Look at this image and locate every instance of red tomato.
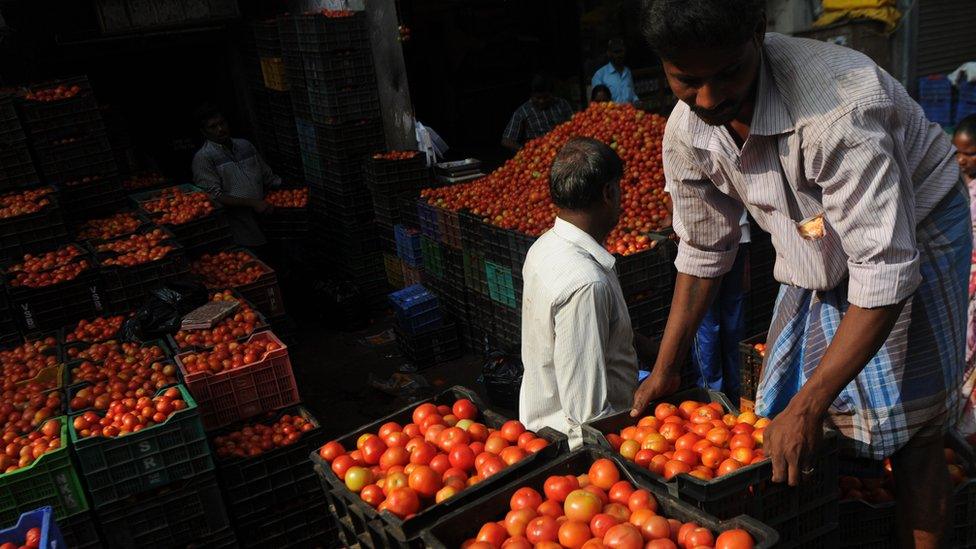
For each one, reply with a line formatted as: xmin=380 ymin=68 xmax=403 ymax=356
xmin=319 ymin=441 xmax=344 ymax=462
xmin=627 ymin=489 xmax=657 ymax=513
xmin=510 ymin=487 xmax=544 ymax=511
xmin=360 ymin=484 xmax=385 ymax=507
xmin=331 ymin=455 xmax=355 ymax=480
xmin=558 ymin=520 xmax=593 ymax=549
xmin=686 ymin=527 xmax=715 ymax=548
xmin=453 ymin=399 xmax=478 ymax=420
xmin=590 ymin=513 xmax=620 ymax=538
xmin=715 ymin=529 xmax=755 ymax=549
xmin=384 ymin=487 xmax=420 ymax=518
xmin=537 ymin=499 xmax=564 ymax=518
xmin=588 ymin=458 xmax=621 ymax=490
xmin=608 ymin=480 xmax=634 ymax=505
xmin=504 ymin=508 xmax=538 ymax=537
xmin=603 ymin=523 xmax=644 ymax=549
xmin=500 ymin=420 xmax=526 ymax=443
xmin=361 ymin=437 xmax=388 ymax=465
xmin=379 ymin=447 xmax=410 ymax=470
xmin=412 ymin=403 xmax=438 ymax=426
xmin=525 ymin=516 xmax=560 ymax=544
xmin=408 ymin=465 xmax=443 ymax=498
xmin=477 ymin=522 xmax=508 ymax=548
xmin=450 ymin=445 xmax=476 ymax=471
xmin=564 ymin=489 xmax=602 ymax=523
xmin=544 ymin=474 xmax=579 ymax=502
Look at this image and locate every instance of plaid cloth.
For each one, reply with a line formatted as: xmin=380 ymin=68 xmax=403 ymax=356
xmin=502 ymin=98 xmax=574 ymax=145
xmin=756 ymin=183 xmax=971 ymax=459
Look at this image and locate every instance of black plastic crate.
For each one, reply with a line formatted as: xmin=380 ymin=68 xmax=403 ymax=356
xmin=58 ymin=510 xmax=103 ymax=549
xmin=295 ymin=117 xmax=384 ymax=163
xmin=0 ymin=190 xmax=69 ymax=262
xmin=615 ymin=234 xmax=677 ymax=298
xmin=583 ymin=388 xmax=840 ymax=549
xmin=262 ymin=206 xmax=309 ymax=239
xmin=55 ymin=176 xmax=126 ymax=222
xmin=16 ymin=77 xmax=98 ymax=125
xmin=95 ymin=472 xmax=231 ymax=548
xmin=302 ymin=50 xmax=376 ymax=89
xmin=96 ymin=244 xmax=191 ymax=315
xmin=309 ymin=188 xmax=375 ymax=225
xmin=214 ymin=406 xmax=327 ymax=526
xmin=739 ymin=332 xmax=766 ymax=402
xmin=292 ymin=87 xmax=381 ymax=126
xmin=311 ymin=385 xmax=567 ymax=547
xmin=6 ymin=266 xmax=104 ymax=333
xmin=32 ymin=131 xmax=113 ymax=172
xmin=0 ymin=155 xmax=39 ymax=191
xmin=234 ymin=493 xmax=336 ymax=549
xmin=627 ymin=289 xmax=672 ymax=337
xmin=163 ymin=212 xmax=234 ymax=258
xmin=393 ymin=319 xmax=462 ymax=369
xmin=420 ymin=446 xmax=779 ymax=548
xmin=458 ymin=211 xmax=487 ymax=254
xmin=278 ymin=12 xmax=370 ymax=54
xmin=482 ymin=223 xmax=535 ymax=270
xmin=22 ymin=110 xmax=105 ymax=147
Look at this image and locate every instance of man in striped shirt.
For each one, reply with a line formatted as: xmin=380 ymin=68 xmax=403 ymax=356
xmin=501 ymin=74 xmax=574 ymax=152
xmin=632 ymin=1 xmax=969 ymax=546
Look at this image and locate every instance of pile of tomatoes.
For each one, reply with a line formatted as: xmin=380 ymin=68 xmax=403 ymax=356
xmin=7 ymin=259 xmax=90 ymax=289
xmin=66 ymin=340 xmax=166 ymax=363
xmin=0 ymin=387 xmax=62 ymax=437
xmin=173 ymin=298 xmax=262 ymax=351
xmin=62 ymin=174 xmax=104 ymax=188
xmin=97 ymin=229 xmax=176 ymax=267
xmin=77 ymin=212 xmax=143 ymax=241
xmin=0 ymin=187 xmax=54 ymax=220
xmin=605 ymin=401 xmax=770 ymax=482
xmin=0 ymin=525 xmax=42 ymax=548
xmin=213 ymin=412 xmax=316 ymax=459
xmin=69 ymin=359 xmax=177 ymax=412
xmin=179 ymin=339 xmax=281 ymax=375
xmin=63 ymin=315 xmax=125 ymax=343
xmin=373 ymin=150 xmax=420 ymax=161
xmin=5 ymin=244 xmax=91 ymax=289
xmin=191 ymin=250 xmax=266 ymax=287
xmin=266 ymin=188 xmax=308 ymax=208
xmin=320 ymin=8 xmax=354 ymax=17
xmin=122 ymin=173 xmax=166 ymax=191
xmin=24 ymin=84 xmax=82 ymax=102
xmin=0 ymin=418 xmax=62 ymax=474
xmin=142 ymin=188 xmax=215 ymax=225
xmin=317 ymin=398 xmax=550 ymax=519
xmin=421 ymin=103 xmax=671 ymax=256
xmin=7 ymin=244 xmax=83 ymax=274
xmin=460 ymin=458 xmax=755 ymax=549
xmin=72 ymin=387 xmax=187 ymax=438
xmin=0 ymin=338 xmax=58 ymax=385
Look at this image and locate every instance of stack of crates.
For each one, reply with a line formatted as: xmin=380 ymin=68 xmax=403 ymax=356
xmin=0 ymin=93 xmax=38 ymax=191
xmin=17 ymin=76 xmax=124 ymax=223
xmin=918 ymin=75 xmax=953 ymax=127
xmin=365 ymin=152 xmax=431 ymax=251
xmin=279 ymin=11 xmax=387 ymax=301
xmin=395 ymin=224 xmax=424 ymax=285
xmin=244 ymin=22 xmax=276 ymax=164
xmin=0 ymin=185 xmax=69 ymax=264
xmin=248 ymin=20 xmax=302 ymax=182
xmin=389 ymin=284 xmax=461 ymax=368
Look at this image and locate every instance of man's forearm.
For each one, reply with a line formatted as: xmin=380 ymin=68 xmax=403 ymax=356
xmin=653 ymin=273 xmax=722 ymax=375
xmin=216 ymin=194 xmax=260 ymax=209
xmin=786 ymin=301 xmax=906 ymax=419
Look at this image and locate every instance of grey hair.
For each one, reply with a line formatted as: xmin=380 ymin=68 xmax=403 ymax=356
xmin=549 ymin=137 xmax=623 ymax=210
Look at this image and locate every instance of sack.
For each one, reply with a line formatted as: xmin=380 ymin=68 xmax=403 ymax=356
xmin=480 ymin=351 xmax=523 ymax=410
xmin=121 ymin=281 xmax=209 ymax=342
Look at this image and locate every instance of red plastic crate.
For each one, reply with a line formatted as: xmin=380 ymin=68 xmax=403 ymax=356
xmin=174 ymin=331 xmax=299 ymax=431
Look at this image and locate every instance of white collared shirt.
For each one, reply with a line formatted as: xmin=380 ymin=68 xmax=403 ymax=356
xmin=519 ymin=217 xmax=638 ymax=449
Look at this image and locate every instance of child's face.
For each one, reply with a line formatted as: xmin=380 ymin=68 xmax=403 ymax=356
xmin=954 ymin=132 xmax=976 ymax=178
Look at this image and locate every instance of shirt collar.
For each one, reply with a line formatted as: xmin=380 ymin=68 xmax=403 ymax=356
xmin=552 ymin=217 xmax=617 ymax=271
xmin=684 ymin=48 xmax=794 ymax=149
xmin=606 ymin=62 xmax=628 ymax=76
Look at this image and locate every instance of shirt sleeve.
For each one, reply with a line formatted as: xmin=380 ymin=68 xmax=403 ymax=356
xmin=591 ymin=67 xmax=604 ymax=89
xmin=552 ymin=282 xmax=615 ymax=446
xmin=808 ymin=99 xmax=921 ymax=308
xmin=557 ymin=99 xmax=574 ymax=123
xmin=664 ymin=124 xmax=744 ymax=278
xmin=191 ymin=152 xmax=223 ymax=198
xmin=503 ymin=106 xmax=525 ymax=143
xmin=622 ymin=71 xmax=639 ymax=104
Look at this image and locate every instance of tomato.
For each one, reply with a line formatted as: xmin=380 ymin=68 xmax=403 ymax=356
xmin=500 ymin=420 xmax=526 ymax=443
xmin=525 ymin=516 xmax=560 ymax=544
xmin=645 ymin=540 xmax=678 ymax=549
xmin=602 ymin=503 xmax=630 ymax=523
xmin=677 ymin=523 xmax=698 ymax=546
xmin=654 ymin=403 xmax=678 ymax=421
xmin=378 ymin=421 xmax=402 ymax=439
xmin=499 ymin=446 xmax=527 ymax=466
xmin=564 ymin=489 xmax=602 ymax=523
xmin=344 ymin=466 xmax=373 ymax=492
xmin=504 ymin=508 xmax=538 ymax=537
xmin=510 ymin=487 xmax=543 ymax=511
xmin=429 ymin=454 xmax=451 ymax=475
xmin=544 ymin=474 xmax=579 ymax=502
xmin=640 ymin=515 xmax=670 ymax=541
xmin=450 ymin=445 xmax=476 ymax=471
xmin=361 ymin=436 xmax=387 ymax=465
xmin=360 ymin=484 xmax=385 ymax=507
xmin=485 ymin=435 xmax=510 ymax=455
xmin=685 ymin=527 xmax=715 ymax=548
xmin=627 ymin=489 xmax=657 ymax=513
xmin=502 ymin=537 xmax=533 ymax=549
xmin=438 ymin=427 xmax=470 ymax=453
xmin=588 ymin=458 xmax=620 ymax=490
xmin=608 ymin=480 xmax=634 ymax=505
xmin=619 ymin=440 xmax=640 ymax=461
xmin=408 ymin=465 xmax=442 ymax=498
xmin=384 ymin=487 xmax=420 ymax=518
xmin=379 ymin=447 xmax=410 ymax=470
xmin=558 ymin=520 xmax=593 ymax=549
xmin=453 ymin=399 xmax=478 ymax=420
xmin=476 ymin=522 xmax=508 ymax=548
xmin=717 ymin=458 xmax=742 ymax=477
xmin=525 ymin=438 xmax=549 ymax=454
xmin=590 ymin=513 xmax=619 ymax=539
xmin=384 ymin=471 xmax=409 ymax=495
xmin=603 ymin=523 xmax=644 ymax=549
xmin=412 ymin=403 xmax=438 ymax=426
xmin=715 ymin=528 xmax=755 ymax=549
xmin=628 ymin=509 xmax=655 ymax=528
xmin=517 ymin=431 xmax=536 ymax=449
xmin=537 ymin=499 xmax=563 ymax=518
xmin=409 ymin=441 xmax=438 ymax=465
xmin=331 ymin=455 xmax=355 ymax=480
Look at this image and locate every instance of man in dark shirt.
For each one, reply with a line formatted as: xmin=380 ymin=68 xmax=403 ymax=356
xmin=501 ymin=74 xmax=574 ymax=151
xmin=191 ymin=106 xmax=280 ymax=251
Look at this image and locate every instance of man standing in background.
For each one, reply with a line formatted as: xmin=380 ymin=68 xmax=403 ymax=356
xmin=591 ymin=39 xmax=639 ymax=105
xmin=501 ymin=74 xmax=574 ymax=151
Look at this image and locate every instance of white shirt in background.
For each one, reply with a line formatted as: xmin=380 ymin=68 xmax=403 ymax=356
xmin=519 ymin=217 xmax=638 ymax=448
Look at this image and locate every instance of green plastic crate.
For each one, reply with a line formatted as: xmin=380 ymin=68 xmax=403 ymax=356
xmin=484 ymin=260 xmax=517 ymax=308
xmin=0 ymin=417 xmax=88 ymax=525
xmin=68 ymin=384 xmax=214 ymax=508
xmin=420 ymin=235 xmax=444 ymax=279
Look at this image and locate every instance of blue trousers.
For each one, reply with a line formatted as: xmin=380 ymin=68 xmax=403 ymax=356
xmin=692 ymin=244 xmax=749 ymax=404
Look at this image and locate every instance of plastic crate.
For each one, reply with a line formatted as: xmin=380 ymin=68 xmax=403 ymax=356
xmin=16 ymin=77 xmax=98 ymax=125
xmin=55 ymin=176 xmax=126 ymax=222
xmin=311 ymin=385 xmax=567 ymax=547
xmin=292 ymin=86 xmax=381 ymax=126
xmin=365 ymin=152 xmax=427 ymax=179
xmin=484 ymin=260 xmax=518 ymax=309
xmin=582 ymin=388 xmax=840 ymax=548
xmin=234 ymin=492 xmax=336 ymax=548
xmin=389 ymin=284 xmax=442 ymax=335
xmin=918 ymin=75 xmax=953 ymax=126
xmin=57 ymin=510 xmax=102 ymax=549
xmin=462 ymin=249 xmax=488 ymax=297
xmin=97 ymin=243 xmax=190 ymax=315
xmin=416 ymin=200 xmax=439 ymax=240
xmin=420 ymin=234 xmax=445 ymax=279
xmin=262 ymin=205 xmax=309 ymax=239
xmin=615 ymin=234 xmax=677 ymax=297
xmin=0 ymin=189 xmax=69 ymax=263
xmin=302 ymin=50 xmax=375 ymax=88
xmin=458 ymin=211 xmax=486 ymax=253
xmin=420 ymin=447 xmax=778 ymax=548
xmin=739 ymin=332 xmax=767 ymax=402
xmin=213 ymin=406 xmax=326 ymax=525
xmin=166 ymin=298 xmax=269 ymax=354
xmin=131 ymin=184 xmax=234 ymax=257
xmin=401 ymin=263 xmax=424 ymax=287
xmin=435 ymin=206 xmax=461 ymax=250
xmin=68 ymin=385 xmax=213 ymax=508
xmin=260 ymin=57 xmax=288 ymax=91
xmin=6 ymin=267 xmax=104 ymax=333
xmin=0 ymin=506 xmax=65 ymax=549
xmin=277 ymin=12 xmax=370 ymax=54
xmin=95 ymin=472 xmax=231 ymax=548
xmin=234 ymin=260 xmax=287 ymax=319
xmin=175 ymin=331 xmax=299 ymax=430
xmin=383 ymin=253 xmax=404 ymax=289
xmin=394 ymin=224 xmax=423 ymax=267
xmin=295 ymin=117 xmax=384 ymax=162
xmin=0 ymin=418 xmax=89 ymax=526
xmin=393 ymin=319 xmax=462 ymax=369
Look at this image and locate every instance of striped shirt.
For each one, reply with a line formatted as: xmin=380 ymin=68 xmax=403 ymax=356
xmin=192 ymin=138 xmax=281 ymax=247
xmin=520 ymin=217 xmax=637 ymax=449
xmin=503 ymin=98 xmax=574 ymax=145
xmin=665 ymin=33 xmax=960 ymax=309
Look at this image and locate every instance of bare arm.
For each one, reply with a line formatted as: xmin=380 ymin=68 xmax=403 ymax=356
xmin=630 ymin=272 xmax=722 ymax=415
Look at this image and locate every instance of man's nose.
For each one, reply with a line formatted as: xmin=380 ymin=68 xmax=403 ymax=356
xmin=696 ymin=84 xmax=724 ymax=111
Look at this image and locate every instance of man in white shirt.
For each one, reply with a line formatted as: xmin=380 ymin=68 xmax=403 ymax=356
xmin=591 ymin=39 xmax=639 ymax=105
xmin=520 ymin=137 xmax=658 ymax=448
xmin=690 ymin=211 xmax=750 ymax=403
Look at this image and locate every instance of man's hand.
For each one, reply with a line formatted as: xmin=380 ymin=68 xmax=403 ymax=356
xmin=763 ymin=405 xmax=823 ymax=486
xmin=630 ymin=368 xmax=681 ymax=417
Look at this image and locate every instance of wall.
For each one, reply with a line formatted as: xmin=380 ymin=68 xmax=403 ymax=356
xmin=766 ymin=0 xmax=816 ymax=35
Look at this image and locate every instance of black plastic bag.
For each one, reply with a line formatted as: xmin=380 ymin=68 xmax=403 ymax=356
xmin=479 ymin=350 xmax=523 ymax=411
xmin=121 ymin=281 xmax=208 ymax=342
